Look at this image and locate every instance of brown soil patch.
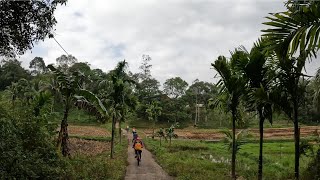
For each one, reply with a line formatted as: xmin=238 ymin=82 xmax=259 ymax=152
xmin=69 ymin=138 xmax=110 ymax=156
xmin=142 ymin=126 xmax=319 ymax=140
xmin=68 ymin=125 xmax=110 ymax=137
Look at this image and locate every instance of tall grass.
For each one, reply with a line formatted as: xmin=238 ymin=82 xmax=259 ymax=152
xmin=66 ymin=140 xmax=127 ymax=179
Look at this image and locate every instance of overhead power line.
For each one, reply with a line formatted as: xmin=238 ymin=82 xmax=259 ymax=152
xmin=53 ymin=37 xmax=69 ymax=56
xmin=50 ymin=34 xmax=70 ymax=56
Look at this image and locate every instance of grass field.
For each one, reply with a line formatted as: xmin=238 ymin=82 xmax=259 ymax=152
xmin=145 ymin=138 xmax=316 ymax=180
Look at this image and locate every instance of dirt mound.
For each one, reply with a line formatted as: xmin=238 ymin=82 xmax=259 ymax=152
xmin=68 ymin=125 xmax=110 ymax=137
xmin=69 ymin=138 xmax=110 ymax=156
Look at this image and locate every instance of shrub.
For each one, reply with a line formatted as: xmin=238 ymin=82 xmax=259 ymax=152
xmin=0 ymin=112 xmax=68 ymax=179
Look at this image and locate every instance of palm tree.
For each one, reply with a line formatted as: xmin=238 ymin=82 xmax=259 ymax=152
xmin=262 ymin=2 xmax=319 ymax=178
xmin=267 ymin=52 xmax=309 ymax=179
xmin=211 ymin=55 xmax=246 ymax=179
xmin=262 ymin=0 xmax=320 ymax=59
xmin=312 ymin=69 xmax=320 ymax=112
xmin=233 ymin=41 xmax=273 ymax=180
xmin=109 ymin=60 xmax=136 ymax=158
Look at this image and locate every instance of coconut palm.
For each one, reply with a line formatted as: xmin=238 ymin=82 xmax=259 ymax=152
xmin=211 ymin=55 xmax=246 ymax=179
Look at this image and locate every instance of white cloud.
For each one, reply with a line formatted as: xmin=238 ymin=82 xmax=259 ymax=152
xmin=19 ymin=0 xmax=320 ymax=85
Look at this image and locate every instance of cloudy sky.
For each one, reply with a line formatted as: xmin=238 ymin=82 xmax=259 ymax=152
xmin=20 ymin=0 xmax=320 ymax=85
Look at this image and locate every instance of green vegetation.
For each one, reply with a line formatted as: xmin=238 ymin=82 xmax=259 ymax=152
xmin=0 ymin=0 xmax=320 ymax=179
xmin=67 ymin=141 xmax=127 ymax=180
xmin=146 ymin=139 xmax=315 ymax=180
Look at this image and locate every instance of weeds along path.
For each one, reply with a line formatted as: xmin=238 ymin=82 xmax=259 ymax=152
xmin=125 ymin=139 xmax=173 ymax=180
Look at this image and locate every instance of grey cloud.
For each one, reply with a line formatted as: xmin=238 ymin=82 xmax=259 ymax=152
xmin=19 ymin=0 xmax=319 ymax=86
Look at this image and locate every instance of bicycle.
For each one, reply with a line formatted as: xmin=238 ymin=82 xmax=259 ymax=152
xmin=135 ymin=150 xmax=142 ymax=166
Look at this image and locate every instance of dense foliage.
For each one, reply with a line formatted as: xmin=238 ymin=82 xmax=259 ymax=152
xmin=0 ymin=0 xmax=319 ymax=179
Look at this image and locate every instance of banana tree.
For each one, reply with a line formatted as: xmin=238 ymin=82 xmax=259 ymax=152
xmin=165 ymin=123 xmax=178 ymax=146
xmin=211 ymin=55 xmax=246 ymax=180
xmin=220 ymin=129 xmax=251 ymax=154
xmin=47 ymin=65 xmax=107 ymax=157
xmin=156 ymin=128 xmax=166 ymax=147
xmin=47 ymin=65 xmax=82 ymax=156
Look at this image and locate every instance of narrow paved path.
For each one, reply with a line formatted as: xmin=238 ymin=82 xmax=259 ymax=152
xmin=124 ymin=138 xmax=173 ymax=180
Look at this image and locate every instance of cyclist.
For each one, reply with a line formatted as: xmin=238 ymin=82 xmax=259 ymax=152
xmin=132 ymin=127 xmax=137 ymax=142
xmin=125 ymin=125 xmax=129 ymax=134
xmin=132 ymin=136 xmax=144 ymax=160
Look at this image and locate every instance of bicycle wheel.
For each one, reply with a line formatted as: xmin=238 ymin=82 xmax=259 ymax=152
xmin=137 ymin=154 xmax=140 ymax=166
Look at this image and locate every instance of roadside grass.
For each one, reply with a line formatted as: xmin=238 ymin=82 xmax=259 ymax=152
xmin=66 ymin=138 xmax=127 ymax=179
xmin=146 ymin=138 xmax=314 ymax=180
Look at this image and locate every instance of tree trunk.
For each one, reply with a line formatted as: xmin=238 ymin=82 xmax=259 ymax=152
xmin=160 ymin=137 xmax=162 ymax=147
xmin=258 ymin=109 xmax=264 ymax=180
xmin=231 ymin=110 xmax=236 ymax=180
xmin=293 ymin=101 xmax=300 ymax=179
xmin=110 ymin=114 xmax=116 ymax=159
xmin=152 ymin=121 xmax=155 ymax=139
xmin=119 ymin=119 xmax=122 ymax=144
xmin=57 ymin=103 xmax=70 ymax=157
xmin=169 ymin=137 xmax=172 ymax=146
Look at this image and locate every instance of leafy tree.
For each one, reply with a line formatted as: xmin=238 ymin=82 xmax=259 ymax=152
xmin=163 ymin=77 xmax=188 ymax=98
xmin=69 ymin=62 xmax=91 ymax=75
xmin=56 ymin=54 xmax=78 ymax=72
xmin=211 ymin=55 xmax=246 ymax=180
xmin=185 ymin=80 xmax=217 ymax=125
xmin=0 ymin=0 xmax=66 ymax=56
xmin=138 ymin=54 xmax=152 ymax=80
xmin=138 ymin=78 xmax=161 ymax=101
xmin=29 ymin=57 xmax=47 ymax=75
xmin=185 ymin=80 xmax=217 ymax=108
xmin=0 ymin=111 xmax=68 ymax=179
xmin=5 ymin=82 xmax=19 ymax=115
xmin=146 ymin=101 xmax=162 ymax=139
xmin=134 ymin=54 xmax=160 ymax=101
xmin=0 ymin=58 xmax=30 ymax=90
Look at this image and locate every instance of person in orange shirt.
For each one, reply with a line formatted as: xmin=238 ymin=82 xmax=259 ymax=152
xmin=132 ymin=136 xmax=144 ymax=160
